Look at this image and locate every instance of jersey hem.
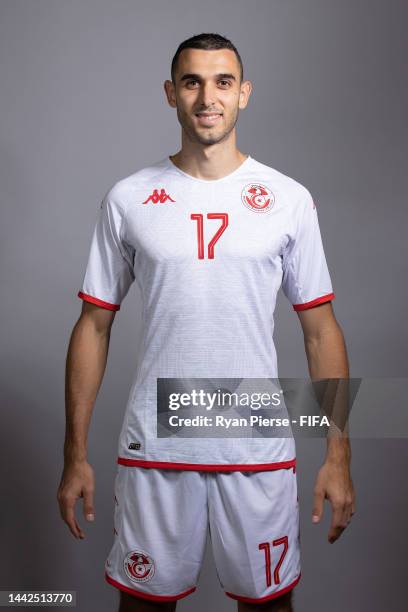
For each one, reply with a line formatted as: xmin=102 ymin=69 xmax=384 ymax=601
xmin=292 ymin=292 xmax=335 ymax=311
xmin=117 ymin=457 xmax=296 ymax=472
xmin=105 ymin=571 xmax=196 ymax=601
xmin=78 ymin=291 xmax=120 ymax=311
xmin=225 ymin=572 xmax=301 ymax=603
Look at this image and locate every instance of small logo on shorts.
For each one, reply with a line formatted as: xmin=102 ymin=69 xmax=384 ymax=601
xmin=124 ymin=550 xmax=155 ymax=583
xmin=128 ymin=442 xmax=141 ymax=450
xmin=241 ymin=183 xmax=275 ymax=213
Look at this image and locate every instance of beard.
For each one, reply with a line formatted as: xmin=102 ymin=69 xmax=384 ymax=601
xmin=176 ymin=106 xmax=240 ymax=146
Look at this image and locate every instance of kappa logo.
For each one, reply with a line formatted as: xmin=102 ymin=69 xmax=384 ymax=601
xmin=124 ymin=550 xmax=155 ymax=583
xmin=241 ymin=183 xmax=275 ymax=213
xmin=143 ymin=188 xmax=175 ymax=204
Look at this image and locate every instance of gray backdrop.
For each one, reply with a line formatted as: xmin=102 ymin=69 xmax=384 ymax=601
xmin=1 ymin=0 xmax=407 ymax=610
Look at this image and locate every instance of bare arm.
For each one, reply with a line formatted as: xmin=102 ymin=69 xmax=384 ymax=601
xmin=57 ymin=301 xmax=116 ymax=539
xmin=297 ymin=302 xmax=356 ymax=543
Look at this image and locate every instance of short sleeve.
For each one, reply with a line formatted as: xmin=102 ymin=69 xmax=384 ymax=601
xmin=77 ymin=192 xmax=135 ymax=311
xmin=281 ymin=190 xmax=335 ymax=311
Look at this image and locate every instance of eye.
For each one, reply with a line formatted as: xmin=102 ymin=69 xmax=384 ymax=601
xmin=219 ymin=80 xmax=231 ymax=87
xmin=186 ymin=79 xmax=199 ymax=87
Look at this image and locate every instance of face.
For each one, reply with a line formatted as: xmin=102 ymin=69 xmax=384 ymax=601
xmin=164 ymin=48 xmax=252 ymax=146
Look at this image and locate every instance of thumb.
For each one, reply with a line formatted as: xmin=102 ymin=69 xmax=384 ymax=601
xmin=312 ymin=488 xmax=324 ymax=523
xmin=83 ymin=487 xmax=95 ymax=522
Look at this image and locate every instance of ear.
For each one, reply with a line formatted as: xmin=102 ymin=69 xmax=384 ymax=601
xmin=238 ymin=80 xmax=252 ymax=110
xmin=164 ymin=80 xmax=177 ymax=108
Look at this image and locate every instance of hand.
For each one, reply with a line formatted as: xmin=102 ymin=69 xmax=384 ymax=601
xmin=312 ymin=460 xmax=356 ymax=543
xmin=57 ymin=460 xmax=95 ymax=539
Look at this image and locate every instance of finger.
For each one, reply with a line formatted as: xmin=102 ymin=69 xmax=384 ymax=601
xmin=63 ymin=504 xmax=82 ymax=539
xmin=60 ymin=497 xmax=85 ymax=539
xmin=328 ymin=524 xmax=345 ymax=543
xmin=66 ymin=506 xmax=85 ymax=539
xmin=312 ymin=488 xmax=325 ymax=523
xmin=343 ymin=491 xmax=355 ymax=522
xmin=345 ymin=502 xmax=354 ymax=524
xmin=83 ymin=486 xmax=95 ymax=522
xmin=328 ymin=503 xmax=348 ymax=543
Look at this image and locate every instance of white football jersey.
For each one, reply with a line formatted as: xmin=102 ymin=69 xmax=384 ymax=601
xmin=77 ymin=155 xmax=335 ymax=470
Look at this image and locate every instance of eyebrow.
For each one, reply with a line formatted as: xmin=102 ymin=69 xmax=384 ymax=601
xmin=179 ymin=73 xmax=237 ymax=82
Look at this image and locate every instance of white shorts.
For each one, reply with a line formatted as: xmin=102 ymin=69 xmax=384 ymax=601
xmin=104 ymin=465 xmax=301 ymax=604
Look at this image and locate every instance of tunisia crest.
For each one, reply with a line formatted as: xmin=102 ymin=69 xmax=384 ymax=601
xmin=241 ymin=183 xmax=275 ymax=213
xmin=124 ymin=550 xmax=155 ymax=583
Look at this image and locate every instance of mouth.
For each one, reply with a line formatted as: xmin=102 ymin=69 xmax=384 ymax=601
xmin=194 ymin=112 xmax=223 ymax=126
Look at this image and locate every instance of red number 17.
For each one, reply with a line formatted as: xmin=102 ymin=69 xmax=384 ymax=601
xmin=190 ymin=213 xmax=229 ymax=259
xmin=259 ymin=536 xmax=289 ymax=587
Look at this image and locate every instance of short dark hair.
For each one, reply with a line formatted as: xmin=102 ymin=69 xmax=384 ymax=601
xmin=171 ymin=33 xmax=244 ymax=84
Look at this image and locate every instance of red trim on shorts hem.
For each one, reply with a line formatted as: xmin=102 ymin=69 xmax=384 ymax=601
xmin=105 ymin=572 xmax=196 ymax=602
xmin=225 ymin=572 xmax=301 ymax=603
xmin=78 ymin=291 xmax=120 ymax=311
xmin=293 ymin=292 xmax=335 ymax=311
xmin=117 ymin=457 xmax=296 ymax=472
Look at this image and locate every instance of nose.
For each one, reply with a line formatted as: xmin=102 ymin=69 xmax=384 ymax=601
xmin=197 ymin=81 xmax=216 ymax=109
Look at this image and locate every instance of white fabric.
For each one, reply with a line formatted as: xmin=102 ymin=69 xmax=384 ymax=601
xmin=78 ymin=155 xmax=334 ymax=468
xmin=105 ymin=464 xmax=301 ymax=601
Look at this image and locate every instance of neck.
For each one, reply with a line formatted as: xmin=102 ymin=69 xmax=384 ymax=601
xmin=170 ymin=134 xmax=248 ymax=181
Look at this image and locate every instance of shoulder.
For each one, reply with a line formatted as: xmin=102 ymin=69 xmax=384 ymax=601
xmin=101 ymin=158 xmax=169 ymax=215
xmin=249 ymin=157 xmax=314 ymax=214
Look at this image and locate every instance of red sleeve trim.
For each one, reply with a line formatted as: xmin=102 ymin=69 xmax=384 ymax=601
xmin=117 ymin=457 xmax=296 ymax=472
xmin=226 ymin=572 xmax=301 ymax=603
xmin=77 ymin=291 xmax=120 ymax=311
xmin=105 ymin=572 xmax=196 ymax=602
xmin=293 ymin=292 xmax=335 ymax=311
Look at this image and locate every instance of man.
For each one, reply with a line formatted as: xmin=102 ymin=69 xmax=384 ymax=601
xmin=58 ymin=33 xmax=355 ymax=612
